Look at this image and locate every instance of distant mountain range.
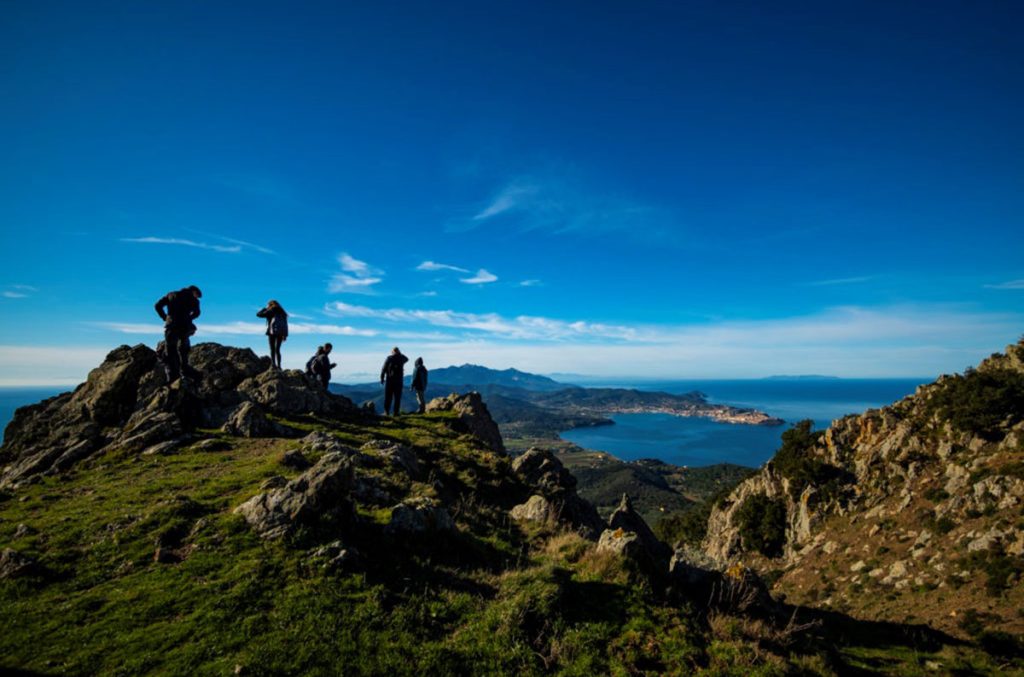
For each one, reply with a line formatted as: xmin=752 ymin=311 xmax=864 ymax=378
xmin=429 ymin=364 xmax=569 ymax=391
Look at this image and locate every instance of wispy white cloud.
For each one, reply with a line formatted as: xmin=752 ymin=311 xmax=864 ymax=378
xmin=94 ymin=321 xmax=379 ymax=337
xmin=2 ymin=284 xmax=37 ymax=299
xmin=519 ymin=279 xmax=542 ymax=287
xmin=984 ymin=279 xmax=1024 ymax=290
xmin=416 ymin=291 xmax=439 ymax=297
xmin=329 ymin=253 xmax=384 ymax=294
xmin=417 ymin=261 xmax=469 ymax=273
xmin=121 ymin=237 xmax=242 ymax=253
xmin=808 ymin=276 xmax=873 ymax=287
xmin=324 ymin=301 xmax=638 ymax=341
xmin=454 ymin=171 xmax=670 ymax=240
xmin=460 ymin=269 xmax=498 ymax=285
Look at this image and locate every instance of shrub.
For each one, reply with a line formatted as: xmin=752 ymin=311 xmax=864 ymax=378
xmin=734 ymin=494 xmax=787 ymax=558
xmin=769 ymin=420 xmax=852 ymax=503
xmin=654 ymin=505 xmax=711 ymax=548
xmin=929 ymin=367 xmax=1024 ymax=440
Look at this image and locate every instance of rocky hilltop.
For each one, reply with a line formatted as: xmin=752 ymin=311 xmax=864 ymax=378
xmin=702 ymin=339 xmax=1024 ymax=641
xmin=0 ymin=342 xmax=1018 ymax=673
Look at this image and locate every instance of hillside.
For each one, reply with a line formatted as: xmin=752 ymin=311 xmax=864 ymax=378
xmin=702 ymin=339 xmax=1024 ymax=650
xmin=1 ymin=342 xmax=1014 ymax=673
xmin=429 ymin=364 xmax=569 ymax=391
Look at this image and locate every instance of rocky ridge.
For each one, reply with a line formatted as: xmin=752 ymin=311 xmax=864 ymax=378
xmin=702 ymin=339 xmax=1024 ymax=637
xmin=0 ymin=343 xmax=360 ymax=489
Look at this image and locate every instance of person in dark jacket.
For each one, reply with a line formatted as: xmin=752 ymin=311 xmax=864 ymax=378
xmin=410 ymin=357 xmax=428 ymax=414
xmin=154 ymin=285 xmax=202 ymax=383
xmin=380 ymin=347 xmax=409 ymax=415
xmin=309 ymin=343 xmax=336 ymax=388
xmin=256 ymin=300 xmax=289 ymax=369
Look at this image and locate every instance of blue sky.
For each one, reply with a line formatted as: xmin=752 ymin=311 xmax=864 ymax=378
xmin=1 ymin=1 xmax=1022 ymax=384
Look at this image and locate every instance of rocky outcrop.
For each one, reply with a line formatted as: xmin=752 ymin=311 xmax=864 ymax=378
xmin=701 ymin=338 xmax=1024 ymax=636
xmin=386 ymin=498 xmax=456 ymax=535
xmin=0 ymin=343 xmax=360 ymax=489
xmin=510 ymin=448 xmax=606 ymax=538
xmin=234 ymin=452 xmax=356 ymax=539
xmin=425 ymin=392 xmax=505 ymax=454
xmin=596 ymin=494 xmax=672 ymax=576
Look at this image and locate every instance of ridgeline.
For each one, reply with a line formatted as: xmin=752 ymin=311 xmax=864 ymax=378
xmin=1 ymin=342 xmax=1021 ymax=674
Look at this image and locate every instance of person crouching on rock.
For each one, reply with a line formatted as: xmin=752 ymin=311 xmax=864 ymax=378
xmin=154 ymin=285 xmax=202 ymax=384
xmin=256 ymin=299 xmax=289 ymax=369
xmin=310 ymin=343 xmax=336 ymax=389
xmin=380 ymin=346 xmax=409 ymax=416
xmin=410 ymin=357 xmax=428 ymax=414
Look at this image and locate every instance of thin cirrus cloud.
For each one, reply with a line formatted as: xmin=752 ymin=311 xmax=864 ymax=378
xmin=121 ymin=236 xmax=242 ymax=253
xmin=519 ymin=279 xmax=542 ymax=287
xmin=460 ymin=269 xmax=498 ymax=285
xmin=328 ymin=253 xmax=383 ymax=294
xmin=807 ymin=276 xmax=874 ymax=287
xmin=324 ymin=301 xmax=639 ymax=341
xmin=416 ymin=261 xmax=470 ymax=273
xmin=2 ymin=284 xmax=38 ymax=299
xmin=984 ymin=279 xmax=1024 ymax=290
xmin=94 ymin=321 xmax=379 ymax=337
xmin=450 ymin=172 xmax=671 ymax=241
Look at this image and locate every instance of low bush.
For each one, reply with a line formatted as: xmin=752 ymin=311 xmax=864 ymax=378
xmin=734 ymin=494 xmax=787 ymax=558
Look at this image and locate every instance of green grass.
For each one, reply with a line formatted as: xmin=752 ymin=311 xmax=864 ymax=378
xmin=2 ymin=410 xmax=1020 ymax=675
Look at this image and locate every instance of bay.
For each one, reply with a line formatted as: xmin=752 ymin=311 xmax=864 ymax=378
xmin=0 ymin=388 xmax=68 ymax=437
xmin=559 ymin=378 xmax=926 ymax=468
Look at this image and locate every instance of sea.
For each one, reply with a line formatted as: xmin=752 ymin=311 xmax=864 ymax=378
xmin=559 ymin=378 xmax=927 ymax=469
xmin=0 ymin=379 xmax=926 ymax=469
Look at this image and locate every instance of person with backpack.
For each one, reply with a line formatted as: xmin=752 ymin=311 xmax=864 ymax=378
xmin=256 ymin=300 xmax=289 ymax=369
xmin=410 ymin=357 xmax=428 ymax=414
xmin=308 ymin=343 xmax=336 ymax=388
xmin=154 ymin=285 xmax=202 ymax=383
xmin=380 ymin=346 xmax=409 ymax=415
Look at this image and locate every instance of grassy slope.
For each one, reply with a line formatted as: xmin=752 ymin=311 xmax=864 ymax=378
xmin=1 ymin=412 xmax=1014 ymax=675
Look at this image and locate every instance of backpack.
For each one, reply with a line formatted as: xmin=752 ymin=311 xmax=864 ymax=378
xmin=305 ymin=354 xmax=318 ymax=375
xmin=270 ymin=313 xmax=288 ymax=336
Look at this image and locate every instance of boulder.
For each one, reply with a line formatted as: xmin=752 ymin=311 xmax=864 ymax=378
xmin=361 ymin=442 xmax=420 ymax=478
xmin=386 ymin=498 xmax=456 ymax=535
xmin=0 ymin=548 xmax=39 ymax=579
xmin=510 ymin=495 xmax=557 ymax=524
xmin=425 ymin=392 xmax=505 ymax=454
xmin=511 ymin=448 xmax=606 ymax=538
xmin=237 ymin=368 xmax=357 ymax=419
xmin=608 ymin=493 xmax=672 ymax=566
xmin=281 ymin=449 xmax=311 ymax=470
xmin=234 ymin=452 xmax=355 ymax=539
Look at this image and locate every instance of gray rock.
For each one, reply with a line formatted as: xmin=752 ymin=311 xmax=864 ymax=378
xmin=281 ymin=449 xmax=311 ymax=470
xmin=222 ymin=402 xmax=282 ymax=438
xmin=510 ymin=495 xmax=557 ymax=524
xmin=13 ymin=523 xmax=34 ymax=539
xmin=425 ymin=392 xmax=505 ymax=454
xmin=511 ymin=448 xmax=605 ymax=537
xmin=235 ymin=452 xmax=355 ymax=539
xmin=260 ymin=475 xmax=287 ymax=490
xmin=386 ymin=498 xmax=455 ymax=535
xmin=607 ymin=493 xmax=672 ymax=567
xmin=304 ymin=432 xmax=358 ymax=455
xmin=0 ymin=548 xmax=39 ymax=578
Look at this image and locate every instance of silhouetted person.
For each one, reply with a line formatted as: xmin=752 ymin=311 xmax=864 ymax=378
xmin=410 ymin=357 xmax=428 ymax=414
xmin=256 ymin=300 xmax=289 ymax=369
xmin=309 ymin=343 xmax=336 ymax=388
xmin=380 ymin=346 xmax=408 ymax=415
xmin=305 ymin=345 xmax=324 ymax=378
xmin=154 ymin=285 xmax=202 ymax=383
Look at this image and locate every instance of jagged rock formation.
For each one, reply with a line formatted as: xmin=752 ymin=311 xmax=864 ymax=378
xmin=702 ymin=339 xmax=1024 ymax=636
xmin=0 ymin=343 xmax=360 ymax=489
xmin=235 ymin=451 xmax=357 ymax=539
xmin=425 ymin=392 xmax=506 ymax=454
xmin=510 ymin=447 xmax=606 ymax=537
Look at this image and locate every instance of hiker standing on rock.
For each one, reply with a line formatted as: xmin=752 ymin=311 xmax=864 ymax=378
xmin=154 ymin=285 xmax=202 ymax=384
xmin=308 ymin=343 xmax=336 ymax=389
xmin=256 ymin=300 xmax=289 ymax=369
xmin=380 ymin=346 xmax=409 ymax=415
xmin=410 ymin=357 xmax=428 ymax=414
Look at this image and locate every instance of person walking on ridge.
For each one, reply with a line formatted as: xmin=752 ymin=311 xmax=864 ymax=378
xmin=410 ymin=357 xmax=428 ymax=414
xmin=380 ymin=346 xmax=409 ymax=415
xmin=308 ymin=343 xmax=336 ymax=389
xmin=154 ymin=285 xmax=202 ymax=383
xmin=256 ymin=299 xmax=289 ymax=369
